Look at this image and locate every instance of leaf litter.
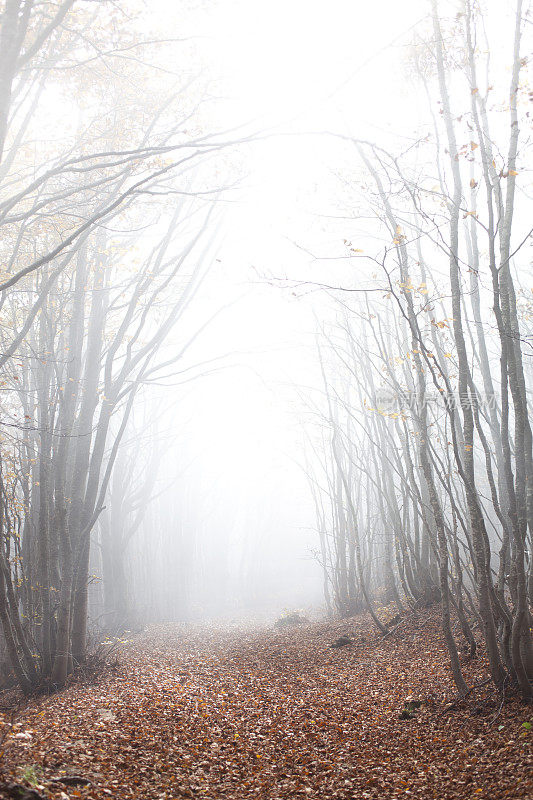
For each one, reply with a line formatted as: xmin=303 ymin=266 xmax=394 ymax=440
xmin=0 ymin=608 xmax=531 ymax=799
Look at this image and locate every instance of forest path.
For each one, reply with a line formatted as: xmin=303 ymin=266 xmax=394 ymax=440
xmin=1 ymin=610 xmax=531 ymax=800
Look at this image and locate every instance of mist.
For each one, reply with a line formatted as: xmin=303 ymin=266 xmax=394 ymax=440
xmin=0 ymin=2 xmax=532 ymax=798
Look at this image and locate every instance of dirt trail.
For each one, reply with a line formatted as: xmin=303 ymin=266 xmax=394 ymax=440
xmin=1 ymin=610 xmax=531 ymax=799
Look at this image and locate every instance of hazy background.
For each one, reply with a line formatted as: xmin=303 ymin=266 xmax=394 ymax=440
xmin=120 ymin=0 xmax=431 ymax=617
xmin=118 ymin=0 xmax=525 ymax=619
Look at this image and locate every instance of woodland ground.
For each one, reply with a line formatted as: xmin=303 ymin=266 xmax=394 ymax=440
xmin=0 ymin=608 xmax=531 ymax=800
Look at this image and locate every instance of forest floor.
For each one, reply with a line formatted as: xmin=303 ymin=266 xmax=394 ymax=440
xmin=0 ymin=607 xmax=531 ymax=800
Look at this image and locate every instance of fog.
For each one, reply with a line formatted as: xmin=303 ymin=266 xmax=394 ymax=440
xmin=0 ymin=0 xmax=532 ymax=703
xmin=97 ymin=0 xmax=431 ymax=621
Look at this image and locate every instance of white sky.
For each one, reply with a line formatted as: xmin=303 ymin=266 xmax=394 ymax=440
xmin=142 ymin=0 xmax=530 ymax=613
xmin=140 ymin=0 xmax=432 ymax=611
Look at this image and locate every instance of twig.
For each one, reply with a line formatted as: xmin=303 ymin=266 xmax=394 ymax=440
xmin=490 ymin=675 xmax=508 ymax=726
xmin=381 ymin=617 xmax=408 ymax=639
xmin=437 ymin=678 xmax=493 ymax=715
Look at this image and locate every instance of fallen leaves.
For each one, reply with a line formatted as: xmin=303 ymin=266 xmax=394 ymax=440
xmin=0 ymin=610 xmax=531 ymax=799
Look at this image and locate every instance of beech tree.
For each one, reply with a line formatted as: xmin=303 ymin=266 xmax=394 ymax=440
xmin=0 ymin=0 xmax=236 ymax=690
xmin=306 ymin=0 xmax=533 ymax=701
